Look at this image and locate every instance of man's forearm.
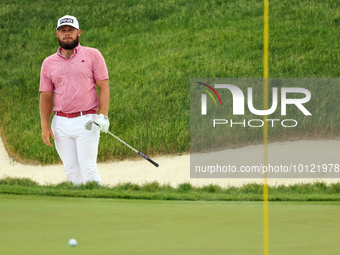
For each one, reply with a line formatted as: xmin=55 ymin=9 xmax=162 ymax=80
xmin=97 ymin=79 xmax=110 ymax=116
xmin=40 ymin=92 xmax=53 ymax=129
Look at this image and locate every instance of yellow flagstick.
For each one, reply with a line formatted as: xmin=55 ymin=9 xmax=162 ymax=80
xmin=263 ymin=0 xmax=269 ymax=255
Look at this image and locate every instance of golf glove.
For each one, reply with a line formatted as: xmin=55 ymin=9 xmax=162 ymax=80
xmin=97 ymin=114 xmax=110 ymax=133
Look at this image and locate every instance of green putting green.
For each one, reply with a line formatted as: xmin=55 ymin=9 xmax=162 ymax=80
xmin=0 ymin=194 xmax=339 ymax=254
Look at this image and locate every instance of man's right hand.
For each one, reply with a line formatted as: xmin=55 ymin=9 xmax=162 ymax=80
xmin=42 ymin=128 xmax=55 ymax=147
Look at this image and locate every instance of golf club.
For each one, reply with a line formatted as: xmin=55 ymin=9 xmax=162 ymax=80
xmin=84 ymin=120 xmax=159 ymax=167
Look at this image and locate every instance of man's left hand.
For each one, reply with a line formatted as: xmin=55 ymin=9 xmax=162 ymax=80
xmin=97 ymin=114 xmax=110 ymax=133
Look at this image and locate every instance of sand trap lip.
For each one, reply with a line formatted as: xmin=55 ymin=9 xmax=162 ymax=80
xmin=1 ymin=136 xmax=339 ymax=187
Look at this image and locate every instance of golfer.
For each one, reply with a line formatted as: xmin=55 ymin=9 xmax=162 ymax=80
xmin=39 ymin=15 xmax=110 ymax=185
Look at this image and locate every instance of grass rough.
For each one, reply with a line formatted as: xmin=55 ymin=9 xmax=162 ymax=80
xmin=0 ymin=0 xmax=339 ymax=164
xmin=1 ymin=177 xmax=340 ymax=201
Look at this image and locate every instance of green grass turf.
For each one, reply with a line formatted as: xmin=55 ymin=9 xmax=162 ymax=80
xmin=1 ymin=194 xmax=340 ymax=254
xmin=2 ymin=178 xmax=340 ymax=201
xmin=0 ymin=0 xmax=339 ymax=164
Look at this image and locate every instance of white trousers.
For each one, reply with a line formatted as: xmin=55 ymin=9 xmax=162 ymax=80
xmin=51 ymin=114 xmax=102 ymax=185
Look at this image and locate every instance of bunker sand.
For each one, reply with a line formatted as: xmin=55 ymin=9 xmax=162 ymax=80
xmin=0 ymin=137 xmax=339 ymax=187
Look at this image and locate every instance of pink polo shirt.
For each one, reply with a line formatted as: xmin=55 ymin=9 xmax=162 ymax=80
xmin=40 ymin=44 xmax=109 ymax=113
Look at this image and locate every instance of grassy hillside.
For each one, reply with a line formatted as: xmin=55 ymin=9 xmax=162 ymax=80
xmin=0 ymin=0 xmax=339 ymax=164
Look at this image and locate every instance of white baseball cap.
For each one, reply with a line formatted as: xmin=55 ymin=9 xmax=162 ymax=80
xmin=56 ymin=15 xmax=79 ymax=30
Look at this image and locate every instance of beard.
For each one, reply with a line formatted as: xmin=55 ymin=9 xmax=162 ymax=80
xmin=58 ymin=36 xmax=79 ymax=50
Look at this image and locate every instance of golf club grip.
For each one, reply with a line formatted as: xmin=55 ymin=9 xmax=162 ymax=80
xmin=138 ymin=152 xmax=159 ymax=167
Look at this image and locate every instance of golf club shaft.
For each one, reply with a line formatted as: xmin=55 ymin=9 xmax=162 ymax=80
xmin=93 ymin=121 xmax=159 ymax=167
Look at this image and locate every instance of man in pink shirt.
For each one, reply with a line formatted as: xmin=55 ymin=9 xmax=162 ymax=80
xmin=39 ymin=15 xmax=110 ymax=185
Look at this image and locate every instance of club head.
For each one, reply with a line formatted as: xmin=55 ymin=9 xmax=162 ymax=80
xmin=84 ymin=120 xmax=93 ymax=130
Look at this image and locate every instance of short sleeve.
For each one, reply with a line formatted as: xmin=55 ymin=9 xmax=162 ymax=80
xmin=39 ymin=59 xmax=54 ymax=92
xmin=92 ymin=49 xmax=109 ymax=81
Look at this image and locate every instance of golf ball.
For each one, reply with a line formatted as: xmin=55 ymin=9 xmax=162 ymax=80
xmin=68 ymin=238 xmax=77 ymax=247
